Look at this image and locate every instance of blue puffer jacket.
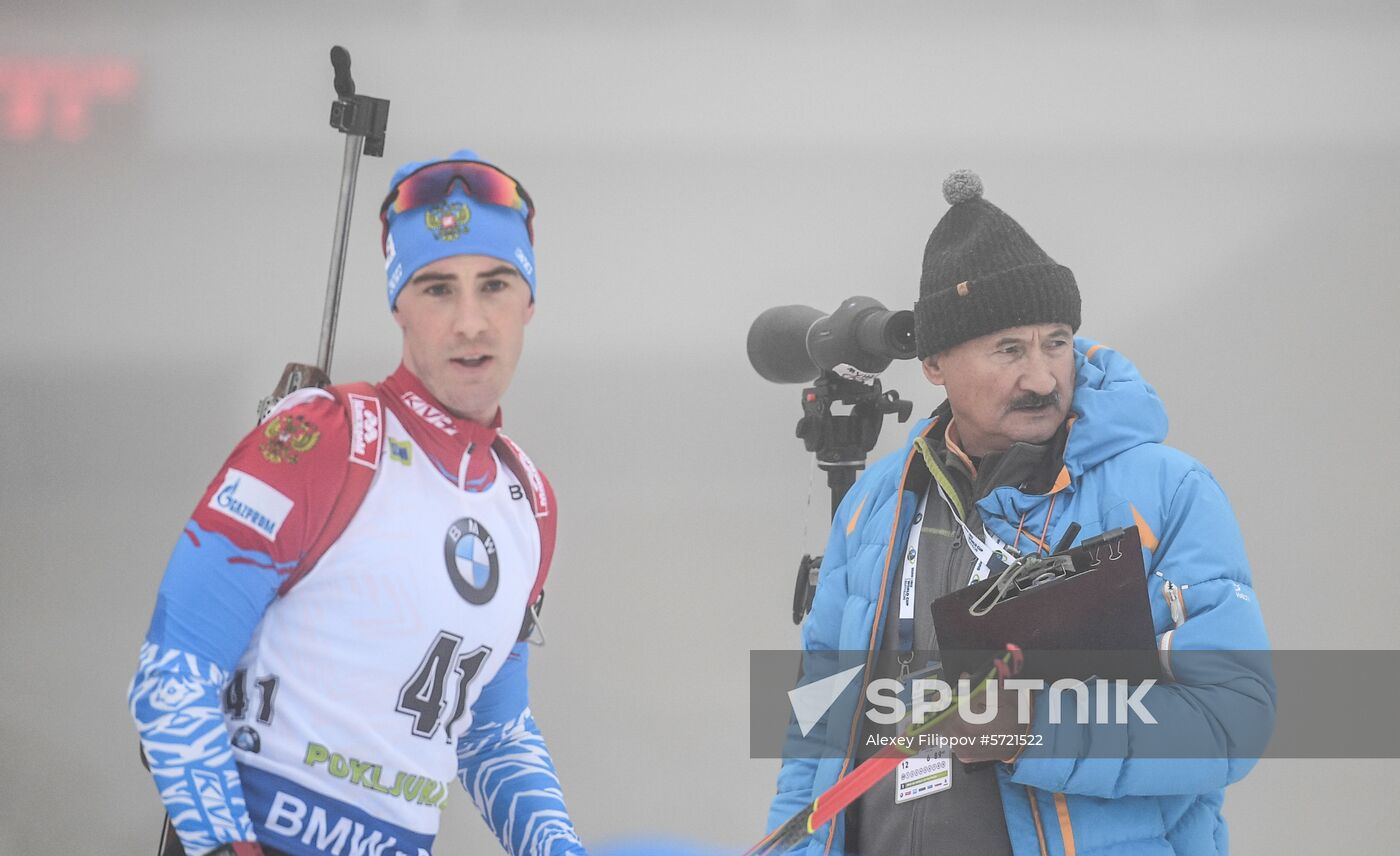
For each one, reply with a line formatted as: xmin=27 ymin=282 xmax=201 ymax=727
xmin=767 ymin=339 xmax=1274 ymax=856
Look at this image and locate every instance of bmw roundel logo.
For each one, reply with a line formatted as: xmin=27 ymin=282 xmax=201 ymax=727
xmin=231 ymin=725 xmax=261 ymax=754
xmin=443 ymin=517 xmax=499 ymax=605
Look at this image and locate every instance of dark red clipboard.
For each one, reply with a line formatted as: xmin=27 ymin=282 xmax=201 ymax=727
xmin=932 ymin=526 xmax=1161 ymax=683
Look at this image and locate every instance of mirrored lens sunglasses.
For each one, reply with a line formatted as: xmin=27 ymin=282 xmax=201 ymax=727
xmin=379 ymin=160 xmax=535 ymax=253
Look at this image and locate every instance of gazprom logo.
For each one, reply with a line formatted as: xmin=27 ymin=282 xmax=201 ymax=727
xmin=207 ymin=468 xmax=294 ymax=541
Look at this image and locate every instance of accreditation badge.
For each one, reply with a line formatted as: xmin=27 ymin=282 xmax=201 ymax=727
xmin=895 ymin=746 xmax=952 ymax=803
xmin=892 ymin=660 xmax=952 ymax=803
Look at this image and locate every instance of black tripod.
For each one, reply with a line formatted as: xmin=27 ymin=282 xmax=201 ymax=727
xmin=790 ymin=371 xmax=912 ymax=624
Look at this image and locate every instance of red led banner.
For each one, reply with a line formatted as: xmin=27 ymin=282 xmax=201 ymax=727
xmin=0 ymin=57 xmax=139 ymax=142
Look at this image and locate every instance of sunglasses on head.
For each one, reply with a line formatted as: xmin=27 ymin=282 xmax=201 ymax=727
xmin=379 ymin=159 xmax=535 ymax=252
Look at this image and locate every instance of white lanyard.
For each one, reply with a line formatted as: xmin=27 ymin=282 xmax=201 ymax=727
xmin=934 ymin=483 xmax=1017 ymax=584
xmin=897 ymin=484 xmax=1019 ymax=664
xmin=898 ymin=490 xmax=930 ymax=626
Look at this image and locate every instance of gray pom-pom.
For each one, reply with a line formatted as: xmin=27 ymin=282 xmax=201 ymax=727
xmin=942 ymin=170 xmax=984 ymax=205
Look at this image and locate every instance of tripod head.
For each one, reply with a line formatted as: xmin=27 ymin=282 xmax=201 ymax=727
xmin=796 ymin=371 xmax=913 ymax=516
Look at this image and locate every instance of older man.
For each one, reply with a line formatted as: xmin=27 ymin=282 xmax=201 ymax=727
xmin=768 ymin=171 xmax=1272 ymax=855
xmin=130 ymin=150 xmax=587 ymax=856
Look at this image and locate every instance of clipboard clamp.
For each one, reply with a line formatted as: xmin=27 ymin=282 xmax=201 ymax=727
xmin=967 ymin=522 xmax=1086 ymax=617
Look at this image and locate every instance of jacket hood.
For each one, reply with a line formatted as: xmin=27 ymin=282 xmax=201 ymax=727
xmin=1062 ymin=337 xmax=1168 ymax=477
xmin=904 ymin=337 xmax=1167 ymax=484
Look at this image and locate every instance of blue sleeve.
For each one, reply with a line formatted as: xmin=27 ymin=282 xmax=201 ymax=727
xmin=128 ymin=520 xmax=286 ymax=853
xmin=1008 ymin=469 xmax=1276 ymax=797
xmin=766 ymin=482 xmax=861 ymax=834
xmin=457 ymin=641 xmax=588 ymax=856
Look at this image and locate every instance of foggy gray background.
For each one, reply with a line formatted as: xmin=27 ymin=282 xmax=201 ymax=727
xmin=3 ymin=2 xmax=1398 ymax=853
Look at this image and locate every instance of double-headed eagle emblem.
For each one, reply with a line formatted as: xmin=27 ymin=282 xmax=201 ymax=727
xmin=259 ymin=414 xmax=321 ymax=464
xmin=425 ymin=201 xmax=471 ymax=241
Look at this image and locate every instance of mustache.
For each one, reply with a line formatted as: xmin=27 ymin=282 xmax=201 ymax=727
xmin=1008 ymin=391 xmax=1062 ymax=412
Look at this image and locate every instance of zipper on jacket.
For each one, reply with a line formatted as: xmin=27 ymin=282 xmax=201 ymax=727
xmin=1162 ymin=580 xmax=1186 ymax=628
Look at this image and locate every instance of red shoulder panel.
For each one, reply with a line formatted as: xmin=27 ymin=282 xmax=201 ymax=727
xmin=278 ymin=383 xmax=381 ymax=593
xmin=188 ymin=390 xmax=350 ymax=574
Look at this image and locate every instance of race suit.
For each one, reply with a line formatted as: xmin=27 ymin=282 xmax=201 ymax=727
xmin=130 ymin=364 xmax=587 ymax=856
